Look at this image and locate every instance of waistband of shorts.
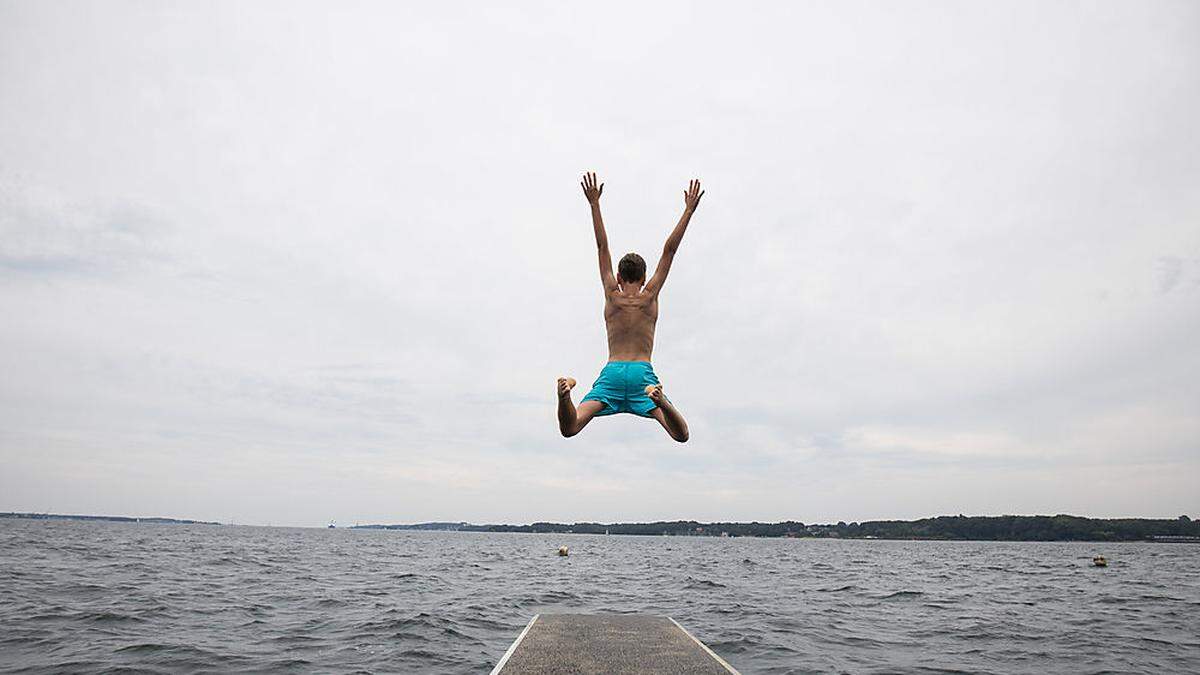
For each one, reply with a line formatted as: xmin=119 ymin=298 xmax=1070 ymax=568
xmin=604 ymin=360 xmax=652 ymax=366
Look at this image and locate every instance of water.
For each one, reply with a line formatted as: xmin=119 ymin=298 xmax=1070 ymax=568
xmin=1 ymin=520 xmax=1197 ymax=674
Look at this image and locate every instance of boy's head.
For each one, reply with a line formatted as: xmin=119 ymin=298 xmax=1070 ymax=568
xmin=617 ymin=252 xmax=646 ymax=285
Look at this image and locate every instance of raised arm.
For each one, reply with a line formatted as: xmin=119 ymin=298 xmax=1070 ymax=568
xmin=581 ymin=171 xmax=618 ymax=292
xmin=645 ymin=179 xmax=703 ymax=296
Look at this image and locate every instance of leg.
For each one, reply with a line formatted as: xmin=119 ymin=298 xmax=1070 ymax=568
xmin=646 ymin=385 xmax=689 ymax=442
xmin=557 ymin=377 xmax=605 ymax=438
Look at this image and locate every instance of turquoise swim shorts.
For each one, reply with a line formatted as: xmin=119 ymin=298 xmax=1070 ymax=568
xmin=581 ymin=361 xmax=660 ymax=417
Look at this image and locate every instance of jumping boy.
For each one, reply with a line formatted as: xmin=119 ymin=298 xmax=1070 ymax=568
xmin=557 ymin=171 xmax=703 ymax=442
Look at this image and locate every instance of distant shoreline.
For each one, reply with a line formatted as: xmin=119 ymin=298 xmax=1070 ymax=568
xmin=0 ymin=512 xmax=219 ymax=526
xmin=4 ymin=512 xmax=1197 ymax=542
xmin=352 ymin=515 xmax=1200 ymax=543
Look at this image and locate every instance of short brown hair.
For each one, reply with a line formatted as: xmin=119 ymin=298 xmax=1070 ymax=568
xmin=617 ymin=252 xmax=646 ymax=283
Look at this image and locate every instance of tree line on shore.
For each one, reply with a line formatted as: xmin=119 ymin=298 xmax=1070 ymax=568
xmin=355 ymin=514 xmax=1199 ymax=541
xmin=0 ymin=512 xmax=219 ymax=525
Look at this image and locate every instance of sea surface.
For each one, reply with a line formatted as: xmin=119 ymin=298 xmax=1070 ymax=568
xmin=1 ymin=520 xmax=1198 ymax=674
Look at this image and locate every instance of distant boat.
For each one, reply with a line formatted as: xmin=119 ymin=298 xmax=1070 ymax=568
xmin=328 ymin=521 xmax=336 ymax=529
xmin=1092 ymin=555 xmax=1108 ymax=567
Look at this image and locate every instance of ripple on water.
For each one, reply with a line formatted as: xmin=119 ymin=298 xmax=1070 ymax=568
xmin=878 ymin=590 xmax=925 ymax=600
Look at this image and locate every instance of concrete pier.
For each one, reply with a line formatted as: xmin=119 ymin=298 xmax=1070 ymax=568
xmin=490 ymin=613 xmax=739 ymax=675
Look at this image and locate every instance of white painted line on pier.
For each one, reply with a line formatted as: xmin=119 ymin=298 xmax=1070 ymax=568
xmin=668 ymin=617 xmax=740 ymax=674
xmin=489 ymin=614 xmax=539 ymax=675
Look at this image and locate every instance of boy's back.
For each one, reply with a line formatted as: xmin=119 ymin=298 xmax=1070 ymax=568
xmin=604 ymin=286 xmax=658 ymax=362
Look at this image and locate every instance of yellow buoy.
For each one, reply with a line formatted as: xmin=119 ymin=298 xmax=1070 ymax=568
xmin=558 ymin=546 xmax=569 ymax=557
xmin=1092 ymin=555 xmax=1108 ymax=567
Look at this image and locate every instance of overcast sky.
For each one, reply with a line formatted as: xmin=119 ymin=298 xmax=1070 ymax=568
xmin=1 ymin=1 xmax=1197 ymax=527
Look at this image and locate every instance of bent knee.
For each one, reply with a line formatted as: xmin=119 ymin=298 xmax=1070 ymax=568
xmin=673 ymin=430 xmax=689 ymax=443
xmin=560 ymin=426 xmax=580 ymax=438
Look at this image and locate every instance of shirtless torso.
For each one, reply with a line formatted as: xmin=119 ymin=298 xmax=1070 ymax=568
xmin=604 ymin=286 xmax=657 ymax=362
xmin=556 ymin=171 xmax=703 ymax=442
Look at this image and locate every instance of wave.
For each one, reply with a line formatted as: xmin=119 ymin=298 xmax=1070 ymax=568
xmin=879 ymin=590 xmax=925 ymax=600
xmin=684 ymin=576 xmax=727 ymax=589
xmin=817 ymin=584 xmax=861 ymax=593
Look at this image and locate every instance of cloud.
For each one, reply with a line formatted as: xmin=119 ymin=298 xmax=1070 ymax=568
xmin=843 ymin=427 xmax=1045 ymax=462
xmin=0 ymin=175 xmax=175 ymax=278
xmin=1153 ymin=256 xmax=1199 ymax=295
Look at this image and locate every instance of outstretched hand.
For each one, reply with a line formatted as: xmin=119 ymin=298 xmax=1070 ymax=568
xmin=683 ymin=179 xmax=704 ymax=212
xmin=581 ymin=171 xmax=604 ymax=205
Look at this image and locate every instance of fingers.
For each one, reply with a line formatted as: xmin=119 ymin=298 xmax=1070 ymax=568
xmin=598 ymin=183 xmax=604 ymax=196
xmin=581 ymin=171 xmax=602 ymax=193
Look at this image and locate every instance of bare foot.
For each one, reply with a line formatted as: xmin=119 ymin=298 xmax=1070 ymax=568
xmin=646 ymin=384 xmax=688 ymax=442
xmin=558 ymin=377 xmax=577 ymax=399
